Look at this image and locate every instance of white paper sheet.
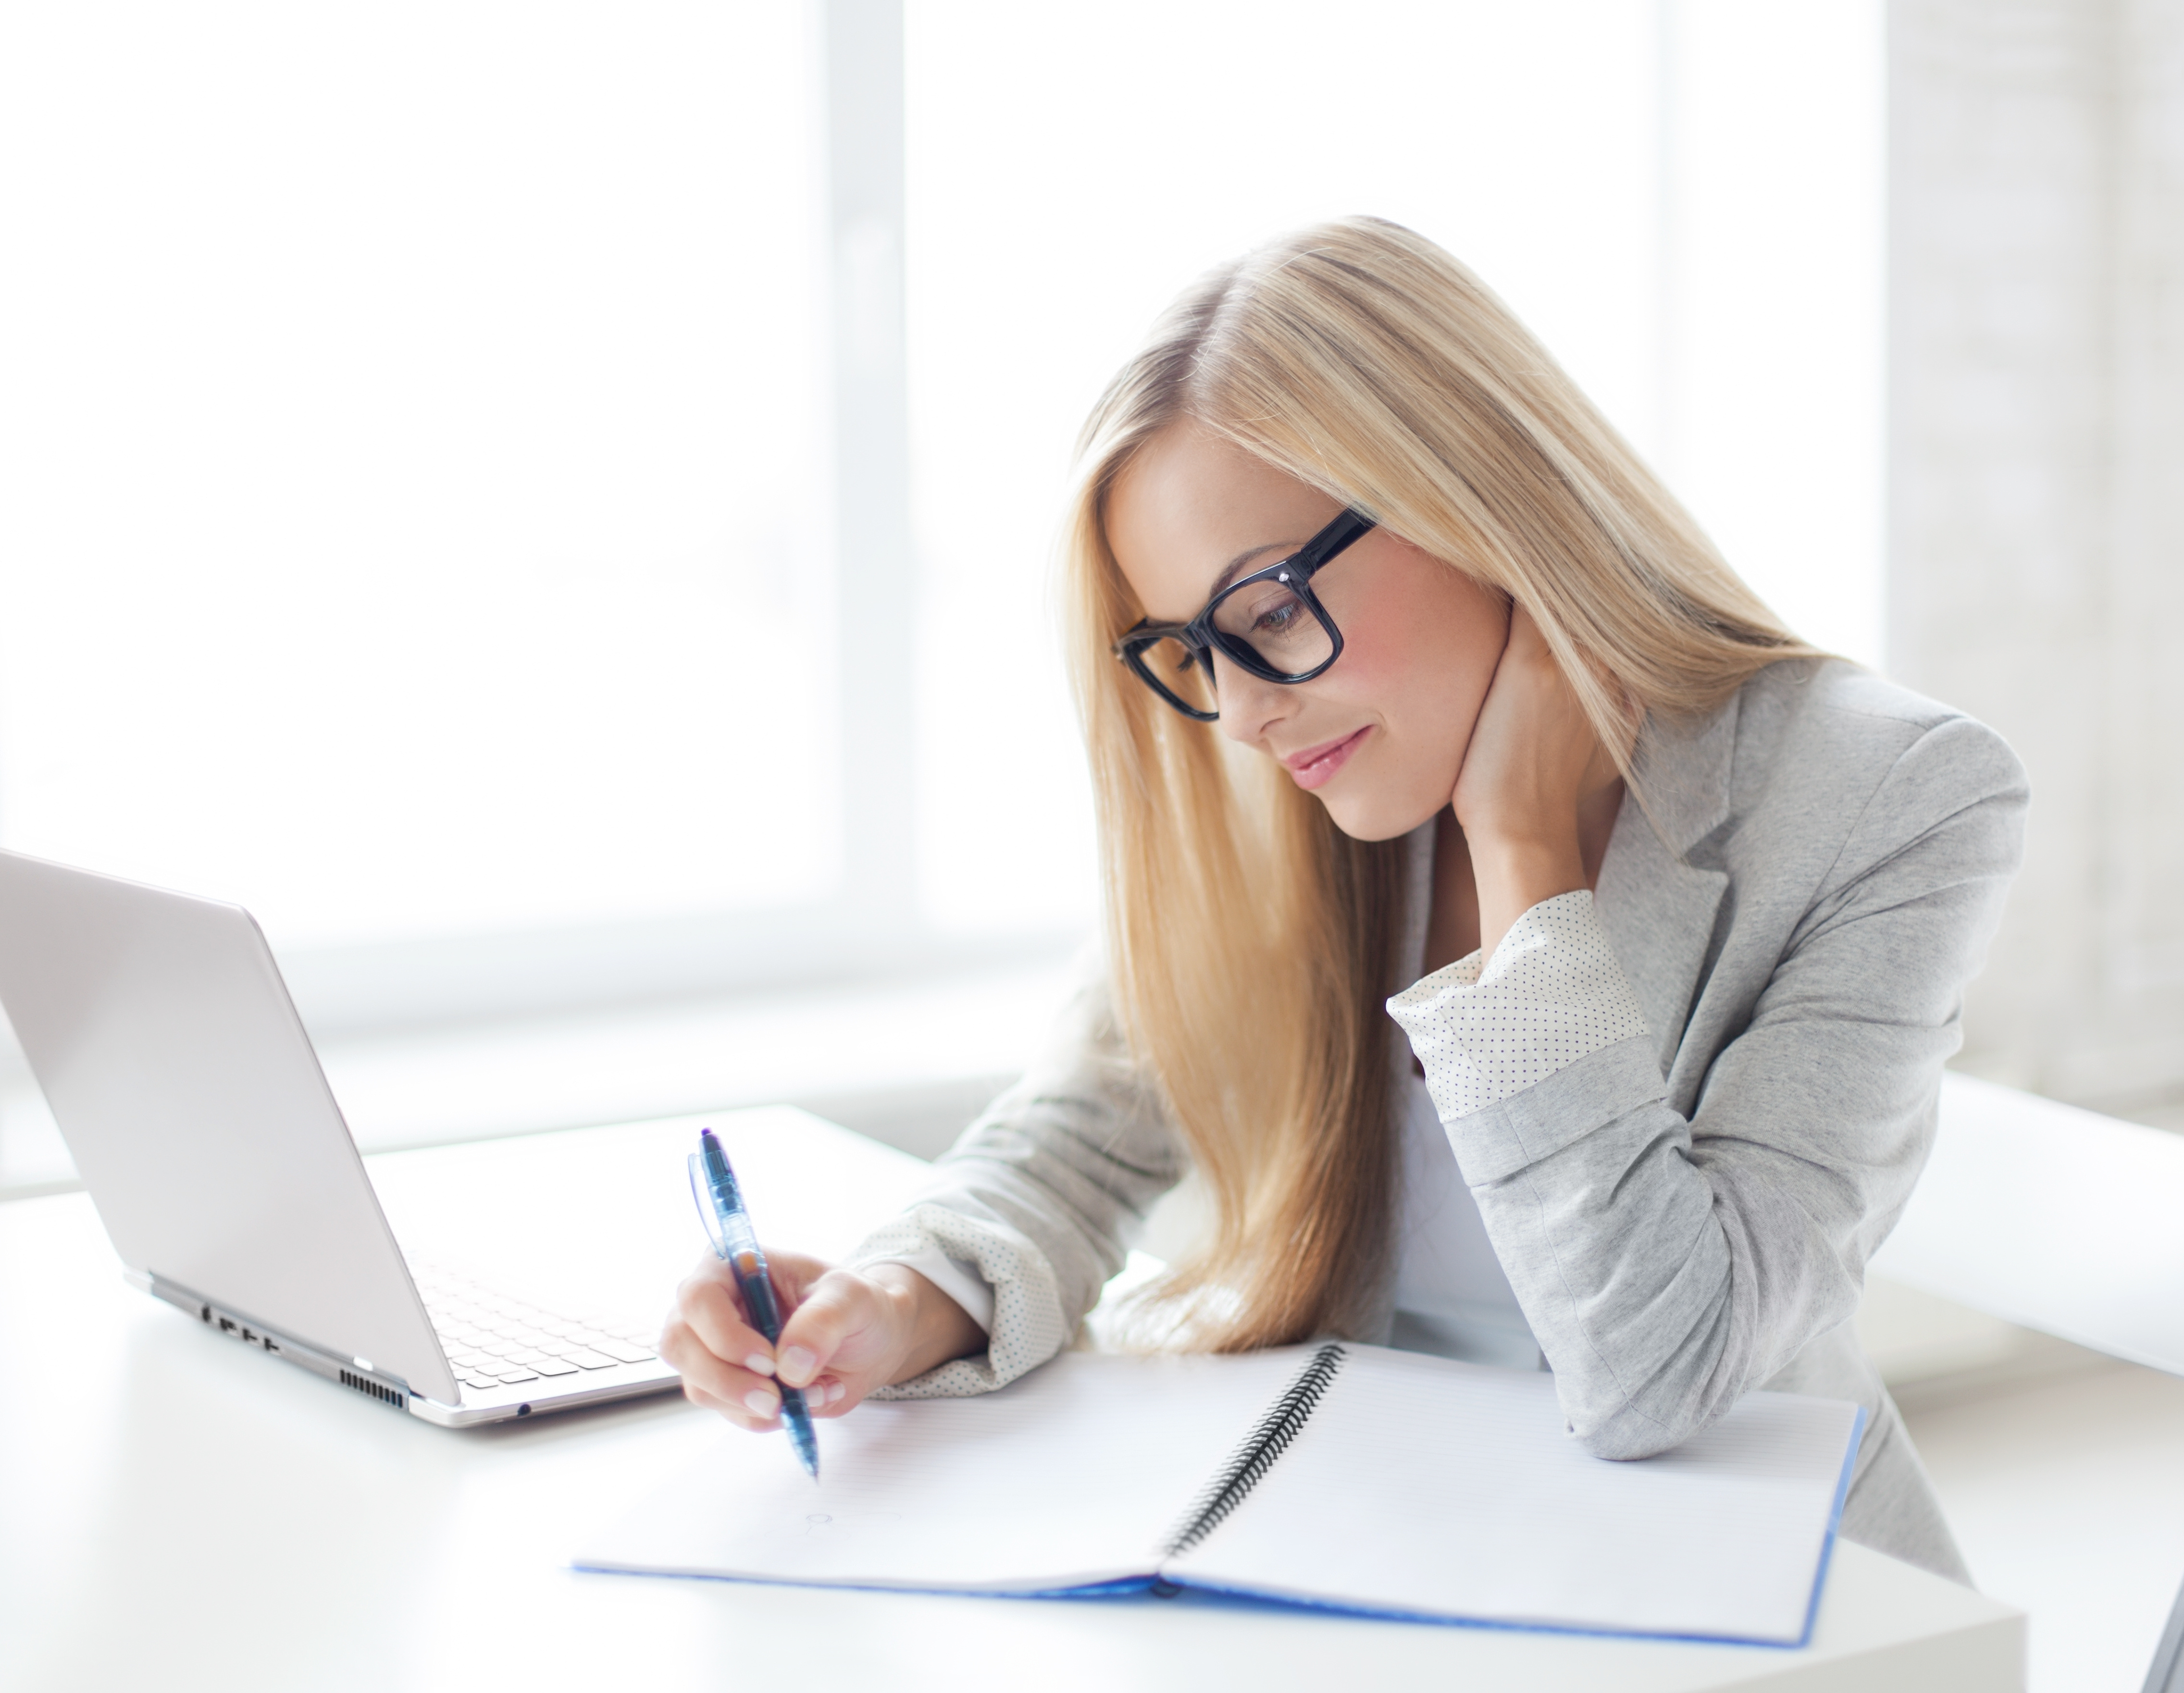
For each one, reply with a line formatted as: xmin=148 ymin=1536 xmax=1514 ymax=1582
xmin=578 ymin=1342 xmax=1858 ymax=1644
xmin=1167 ymin=1346 xmax=1859 ymax=1644
xmin=577 ymin=1348 xmax=1304 ymax=1592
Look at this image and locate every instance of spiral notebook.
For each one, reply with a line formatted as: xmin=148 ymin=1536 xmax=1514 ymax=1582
xmin=576 ymin=1341 xmax=1864 ymax=1647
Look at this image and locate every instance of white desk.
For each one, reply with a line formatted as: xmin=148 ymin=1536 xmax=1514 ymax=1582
xmin=0 ymin=1108 xmax=2023 ymax=1692
xmin=1875 ymin=1072 xmax=2184 ymax=1374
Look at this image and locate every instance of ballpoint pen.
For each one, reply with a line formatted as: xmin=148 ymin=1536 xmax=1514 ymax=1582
xmin=688 ymin=1128 xmax=819 ymax=1479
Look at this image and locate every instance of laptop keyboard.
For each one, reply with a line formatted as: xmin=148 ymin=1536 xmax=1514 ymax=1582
xmin=412 ymin=1265 xmax=661 ymax=1396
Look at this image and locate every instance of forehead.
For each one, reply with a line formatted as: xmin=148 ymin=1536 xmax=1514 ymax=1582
xmin=1105 ymin=423 xmax=1337 ymax=622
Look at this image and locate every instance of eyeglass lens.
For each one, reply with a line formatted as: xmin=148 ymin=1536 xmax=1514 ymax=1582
xmin=1210 ymin=569 xmax=1337 ymax=678
xmin=1134 ymin=634 xmax=1218 ymax=716
xmin=1122 ymin=530 xmax=1354 ymax=718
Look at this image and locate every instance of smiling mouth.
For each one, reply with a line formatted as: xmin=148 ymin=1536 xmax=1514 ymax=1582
xmin=1280 ymin=727 xmax=1369 ymax=791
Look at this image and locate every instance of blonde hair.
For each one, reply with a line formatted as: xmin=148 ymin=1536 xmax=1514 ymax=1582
xmin=1067 ymin=217 xmax=1812 ymax=1352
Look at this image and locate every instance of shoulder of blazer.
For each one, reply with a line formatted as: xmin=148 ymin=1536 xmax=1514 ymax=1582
xmin=1722 ymin=658 xmax=2028 ymax=894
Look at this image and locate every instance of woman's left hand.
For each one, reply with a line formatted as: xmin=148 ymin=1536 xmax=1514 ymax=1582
xmin=1451 ymin=605 xmax=1616 ymax=960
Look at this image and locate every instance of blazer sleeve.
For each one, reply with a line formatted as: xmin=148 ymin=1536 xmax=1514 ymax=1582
xmin=845 ymin=958 xmax=1188 ymax=1399
xmin=1392 ymin=714 xmax=2028 ymax=1459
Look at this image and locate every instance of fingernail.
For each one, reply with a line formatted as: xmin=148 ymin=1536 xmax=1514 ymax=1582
xmin=780 ymin=1345 xmax=817 ymax=1384
xmin=744 ymin=1352 xmax=777 ymax=1376
xmin=744 ymin=1387 xmax=780 ymax=1417
xmin=828 ymin=1381 xmax=846 ymax=1405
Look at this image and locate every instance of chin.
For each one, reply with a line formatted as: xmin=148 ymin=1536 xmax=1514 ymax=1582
xmin=1312 ymin=785 xmax=1443 ymax=844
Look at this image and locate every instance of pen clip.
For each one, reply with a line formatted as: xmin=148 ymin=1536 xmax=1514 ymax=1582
xmin=687 ymin=1150 xmax=729 ymax=1258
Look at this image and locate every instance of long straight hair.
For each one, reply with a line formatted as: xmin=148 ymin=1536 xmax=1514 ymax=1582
xmin=1067 ymin=218 xmax=1813 ymax=1352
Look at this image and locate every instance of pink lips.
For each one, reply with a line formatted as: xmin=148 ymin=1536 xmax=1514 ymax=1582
xmin=1281 ymin=727 xmax=1369 ymax=791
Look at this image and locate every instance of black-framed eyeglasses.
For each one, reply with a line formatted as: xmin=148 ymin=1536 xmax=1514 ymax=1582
xmin=1112 ymin=508 xmax=1376 ymax=721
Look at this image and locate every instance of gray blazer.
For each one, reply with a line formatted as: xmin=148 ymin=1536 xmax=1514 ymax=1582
xmin=857 ymin=660 xmax=2028 ymax=1582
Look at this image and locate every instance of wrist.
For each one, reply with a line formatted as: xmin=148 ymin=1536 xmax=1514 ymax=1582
xmin=1462 ymin=829 xmax=1586 ymax=966
xmin=864 ymin=1263 xmax=982 ymax=1384
xmin=1464 ymin=831 xmax=1584 ymax=904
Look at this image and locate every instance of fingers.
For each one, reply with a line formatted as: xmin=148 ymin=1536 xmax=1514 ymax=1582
xmin=676 ymin=1262 xmax=776 ymax=1376
xmin=772 ymin=1274 xmax=866 ymax=1394
xmin=1483 ymin=604 xmax=1565 ymax=703
xmin=793 ymin=1377 xmax=853 ymax=1414
xmin=665 ymin=1328 xmax=850 ymax=1429
xmin=659 ymin=1312 xmax=786 ymax=1429
xmin=661 ymin=1250 xmax=863 ymax=1433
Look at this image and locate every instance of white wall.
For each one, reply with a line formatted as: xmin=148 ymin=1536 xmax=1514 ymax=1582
xmin=1660 ymin=1 xmax=1886 ymax=666
xmin=1891 ymin=0 xmax=2184 ymax=1109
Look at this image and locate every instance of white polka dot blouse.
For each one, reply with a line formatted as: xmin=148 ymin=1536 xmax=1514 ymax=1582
xmin=1387 ymin=889 xmax=1647 ymax=1122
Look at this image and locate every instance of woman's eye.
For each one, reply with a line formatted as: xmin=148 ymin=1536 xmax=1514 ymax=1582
xmin=1213 ymin=581 xmax=1313 ymax=648
xmin=1242 ymin=591 xmax=1310 ymax=642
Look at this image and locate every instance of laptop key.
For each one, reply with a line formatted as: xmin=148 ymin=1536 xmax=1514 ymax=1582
xmin=410 ymin=1263 xmax=662 ymax=1394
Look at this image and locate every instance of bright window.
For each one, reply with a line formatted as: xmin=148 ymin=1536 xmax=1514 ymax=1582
xmin=0 ymin=3 xmax=837 ymax=956
xmin=0 ymin=1 xmax=1882 ymax=1027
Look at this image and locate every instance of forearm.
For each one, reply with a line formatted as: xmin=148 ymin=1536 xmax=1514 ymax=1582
xmin=866 ymin=1264 xmax=985 ymax=1385
xmin=848 ymin=965 xmax=1183 ymax=1401
xmin=1462 ymin=1056 xmax=1750 ymax=1457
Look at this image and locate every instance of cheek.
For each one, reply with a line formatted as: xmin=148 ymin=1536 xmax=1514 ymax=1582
xmin=1339 ymin=584 xmax=1500 ymax=749
xmin=1312 ymin=573 xmax=1504 ymax=837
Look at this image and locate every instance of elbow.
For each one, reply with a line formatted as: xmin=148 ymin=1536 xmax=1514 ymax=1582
xmin=1570 ymin=1414 xmax=1687 ymax=1462
xmin=1564 ymin=1391 xmax=1717 ymax=1462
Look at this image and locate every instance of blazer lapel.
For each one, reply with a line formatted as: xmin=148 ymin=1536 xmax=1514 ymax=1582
xmin=1595 ymin=694 xmax=1739 ymax=1081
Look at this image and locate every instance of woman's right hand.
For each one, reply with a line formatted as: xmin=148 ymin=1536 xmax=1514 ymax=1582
xmin=658 ymin=1251 xmax=981 ymax=1431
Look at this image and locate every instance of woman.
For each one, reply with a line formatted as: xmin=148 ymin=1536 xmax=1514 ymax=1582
xmin=661 ymin=218 xmax=2026 ymax=1580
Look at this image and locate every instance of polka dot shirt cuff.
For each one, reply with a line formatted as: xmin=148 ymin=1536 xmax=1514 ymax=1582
xmin=847 ymin=1203 xmax=1069 ymax=1400
xmin=1387 ymin=889 xmax=1647 ymax=1122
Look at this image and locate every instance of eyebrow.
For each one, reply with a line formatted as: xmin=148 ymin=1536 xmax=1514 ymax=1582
xmin=1207 ymin=541 xmax=1294 ymax=599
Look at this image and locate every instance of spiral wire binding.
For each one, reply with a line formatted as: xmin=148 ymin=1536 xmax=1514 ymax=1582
xmin=1158 ymin=1343 xmax=1347 ymax=1557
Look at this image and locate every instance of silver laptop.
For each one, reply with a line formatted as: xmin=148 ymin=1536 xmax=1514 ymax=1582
xmin=0 ymin=848 xmax=682 ymax=1425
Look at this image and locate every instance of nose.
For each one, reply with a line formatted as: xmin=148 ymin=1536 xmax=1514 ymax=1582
xmin=1208 ymin=650 xmax=1291 ymax=746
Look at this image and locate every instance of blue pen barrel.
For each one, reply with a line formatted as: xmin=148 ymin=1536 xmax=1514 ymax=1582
xmin=734 ymin=1252 xmax=785 ymax=1345
xmin=692 ymin=1130 xmax=820 ymax=1480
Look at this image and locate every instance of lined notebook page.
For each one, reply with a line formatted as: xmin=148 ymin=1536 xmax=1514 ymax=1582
xmin=1165 ymin=1345 xmax=1859 ymax=1644
xmin=577 ymin=1349 xmax=1305 ymax=1592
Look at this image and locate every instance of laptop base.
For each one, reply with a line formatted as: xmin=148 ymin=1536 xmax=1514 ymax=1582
xmin=132 ymin=1269 xmax=682 ymax=1426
